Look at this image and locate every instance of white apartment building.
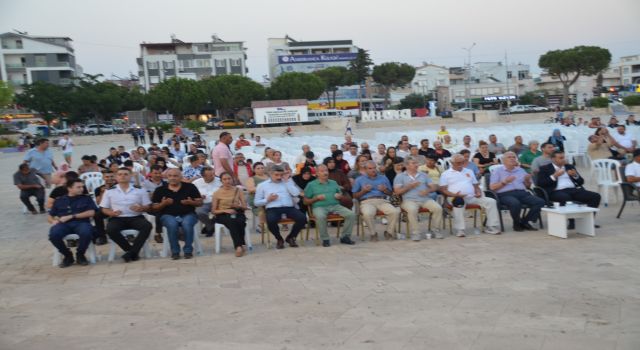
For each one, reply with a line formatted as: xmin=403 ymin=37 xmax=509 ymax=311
xmin=267 ymin=36 xmax=358 ymax=80
xmin=0 ymin=32 xmax=80 ymax=93
xmin=137 ymin=35 xmax=247 ymax=92
xmin=411 ymin=64 xmax=449 ymax=96
xmin=619 ymin=54 xmax=640 ymax=85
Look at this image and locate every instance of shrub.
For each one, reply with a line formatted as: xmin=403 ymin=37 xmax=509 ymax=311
xmin=589 ymin=97 xmax=609 ymax=108
xmin=0 ymin=137 xmax=18 ymax=148
xmin=183 ymin=120 xmax=206 ymax=131
xmin=622 ymin=95 xmax=640 ymax=106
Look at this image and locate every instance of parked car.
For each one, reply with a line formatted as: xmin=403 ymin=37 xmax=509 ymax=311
xmin=217 ymin=119 xmax=245 ymax=129
xmin=523 ymin=105 xmax=549 ymax=112
xmin=108 ymin=124 xmax=125 ymax=134
xmin=508 ymin=105 xmax=531 ymax=113
xmin=83 ymin=124 xmax=114 ymax=135
xmin=19 ymin=125 xmax=61 ymax=136
xmin=454 ymin=108 xmax=477 ymax=112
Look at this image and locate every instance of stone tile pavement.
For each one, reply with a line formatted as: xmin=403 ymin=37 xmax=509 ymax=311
xmin=0 ymin=132 xmax=639 ymax=349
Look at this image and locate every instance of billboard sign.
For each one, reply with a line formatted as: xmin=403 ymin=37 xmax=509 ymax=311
xmin=253 ymin=105 xmax=308 ymax=125
xmin=277 ymin=53 xmax=357 ymax=64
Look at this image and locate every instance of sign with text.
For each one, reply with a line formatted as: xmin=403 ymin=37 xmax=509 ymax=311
xmin=253 ymin=105 xmax=308 ymax=125
xmin=482 ymin=95 xmax=517 ymax=102
xmin=277 ymin=53 xmax=357 ymax=64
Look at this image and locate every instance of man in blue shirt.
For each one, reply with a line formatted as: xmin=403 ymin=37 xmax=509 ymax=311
xmin=489 ymin=151 xmax=545 ymax=232
xmin=254 ymin=164 xmax=307 ymax=249
xmin=23 ymin=138 xmax=57 ymax=188
xmin=48 ymin=179 xmax=98 ymax=267
xmin=353 ymin=160 xmax=399 ymax=241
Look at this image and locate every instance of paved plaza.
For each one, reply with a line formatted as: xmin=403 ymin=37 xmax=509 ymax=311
xmin=1 ymin=120 xmax=639 ymax=350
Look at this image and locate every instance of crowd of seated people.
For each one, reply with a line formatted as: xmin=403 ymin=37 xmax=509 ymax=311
xmin=14 ymin=115 xmax=639 ymax=268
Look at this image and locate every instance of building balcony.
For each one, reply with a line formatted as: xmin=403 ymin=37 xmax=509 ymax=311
xmin=59 ymin=78 xmax=72 ymax=85
xmin=5 ymin=63 xmax=25 ymax=69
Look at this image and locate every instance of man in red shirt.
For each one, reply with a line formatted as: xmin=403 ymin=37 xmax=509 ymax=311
xmin=234 ymin=133 xmax=251 ymax=150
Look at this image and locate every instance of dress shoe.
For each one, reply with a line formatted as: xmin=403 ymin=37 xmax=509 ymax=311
xmin=285 ymin=237 xmax=299 ymax=247
xmin=76 ymin=254 xmax=89 ymax=266
xmin=122 ymin=252 xmax=134 ymax=263
xmin=276 ymin=239 xmax=285 ymax=249
xmin=322 ymin=240 xmax=331 ymax=247
xmin=513 ymin=224 xmax=525 ymax=232
xmin=39 ymin=208 xmax=47 ymax=214
xmin=30 ymin=210 xmax=38 ymax=215
xmin=522 ymin=223 xmax=538 ymax=231
xmin=370 ymin=233 xmax=379 ymax=242
xmin=184 ymin=252 xmax=193 ymax=259
xmin=171 ymin=253 xmax=181 ymax=260
xmin=95 ymin=236 xmax=108 ymax=245
xmin=595 ymin=224 xmax=601 ymax=229
xmin=59 ymin=254 xmax=74 ymax=268
xmin=130 ymin=253 xmax=140 ymax=261
xmin=340 ymin=237 xmax=356 ymax=245
xmin=383 ymin=231 xmax=394 ymax=240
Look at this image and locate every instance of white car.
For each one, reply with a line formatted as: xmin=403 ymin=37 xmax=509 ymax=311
xmin=508 ymin=105 xmax=531 ymax=113
xmin=19 ymin=125 xmax=60 ymax=136
xmin=84 ymin=124 xmax=114 ymax=135
xmin=455 ymin=108 xmax=477 ymax=112
xmin=524 ymin=105 xmax=549 ymax=112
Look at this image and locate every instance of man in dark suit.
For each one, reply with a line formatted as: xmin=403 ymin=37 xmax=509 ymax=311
xmin=536 ymin=150 xmax=601 ymax=209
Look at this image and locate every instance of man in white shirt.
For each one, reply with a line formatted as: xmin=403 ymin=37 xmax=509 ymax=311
xmin=625 ymin=149 xmax=640 ymax=190
xmin=254 ymin=164 xmax=307 ymax=249
xmin=396 ymin=140 xmax=410 ymax=158
xmin=294 ymin=145 xmax=312 ymax=165
xmin=372 ymin=144 xmax=386 ymax=165
xmin=100 ymin=168 xmax=152 ymax=262
xmin=343 ymin=143 xmax=359 ymax=168
xmin=611 ymin=124 xmax=637 ymax=155
xmin=192 ymin=167 xmax=221 ymax=236
xmin=439 ymin=154 xmax=501 ymax=237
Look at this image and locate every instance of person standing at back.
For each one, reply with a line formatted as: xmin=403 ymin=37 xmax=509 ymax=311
xmin=23 ymin=138 xmax=57 ymax=188
xmin=211 ymin=132 xmax=238 ymax=184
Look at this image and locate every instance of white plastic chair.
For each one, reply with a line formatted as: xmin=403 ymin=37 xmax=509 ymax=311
xmin=52 ymin=234 xmax=98 ymax=266
xmin=212 ymin=223 xmax=253 ymax=254
xmin=107 ymin=229 xmax=153 ymax=261
xmin=160 ymin=225 xmax=203 ymax=258
xmin=592 ymin=159 xmax=623 ymax=206
xmin=79 ymin=172 xmax=104 ymax=194
xmin=565 ymin=140 xmax=587 ymax=167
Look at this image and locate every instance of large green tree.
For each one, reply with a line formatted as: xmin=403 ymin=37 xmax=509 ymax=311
xmin=0 ymin=80 xmax=13 ymax=108
xmin=348 ymin=48 xmax=373 ymax=107
xmin=314 ymin=66 xmax=354 ymax=108
xmin=538 ymin=45 xmax=611 ymax=107
xmin=398 ymin=93 xmax=427 ymax=109
xmin=267 ymin=72 xmax=324 ymax=100
xmin=200 ymin=75 xmax=265 ymax=117
xmin=145 ymin=77 xmax=206 ymax=120
xmin=15 ymin=81 xmax=70 ymax=125
xmin=371 ymin=62 xmax=416 ymax=108
xmin=68 ymin=74 xmax=141 ymax=122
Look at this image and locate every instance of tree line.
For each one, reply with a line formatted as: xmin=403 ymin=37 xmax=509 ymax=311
xmin=1 ymin=45 xmax=617 ymax=124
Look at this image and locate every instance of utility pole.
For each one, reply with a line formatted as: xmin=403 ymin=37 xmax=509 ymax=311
xmin=505 ymin=50 xmax=511 ymax=122
xmin=462 ymin=43 xmax=476 ymax=109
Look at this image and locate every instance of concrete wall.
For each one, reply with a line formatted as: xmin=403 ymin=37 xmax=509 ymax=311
xmin=453 ymin=110 xmax=500 ymax=123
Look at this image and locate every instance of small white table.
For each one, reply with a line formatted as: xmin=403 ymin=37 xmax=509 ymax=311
xmin=541 ymin=206 xmax=599 ymax=239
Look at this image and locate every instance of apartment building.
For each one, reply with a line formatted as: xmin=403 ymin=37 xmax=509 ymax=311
xmin=137 ymin=35 xmax=247 ymax=92
xmin=267 ymin=36 xmax=358 ymax=80
xmin=0 ymin=32 xmax=80 ymax=93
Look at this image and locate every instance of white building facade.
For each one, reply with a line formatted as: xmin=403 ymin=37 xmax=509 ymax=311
xmin=0 ymin=32 xmax=80 ymax=93
xmin=267 ymin=36 xmax=358 ymax=80
xmin=137 ymin=35 xmax=247 ymax=92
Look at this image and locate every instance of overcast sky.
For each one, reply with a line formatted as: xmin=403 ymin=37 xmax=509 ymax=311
xmin=2 ymin=0 xmax=639 ymax=82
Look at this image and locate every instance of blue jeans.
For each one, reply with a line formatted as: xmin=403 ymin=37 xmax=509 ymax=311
xmin=49 ymin=221 xmax=95 ymax=257
xmin=265 ymin=207 xmax=307 ymax=241
xmin=498 ymin=190 xmax=546 ymax=225
xmin=160 ymin=212 xmax=197 ymax=255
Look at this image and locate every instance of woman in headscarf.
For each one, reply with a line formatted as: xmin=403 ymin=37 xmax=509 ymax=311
xmin=323 ymin=157 xmax=353 ymax=209
xmin=547 ymin=128 xmax=566 ymax=152
xmin=292 ymin=166 xmax=316 ymax=215
xmin=332 ymin=150 xmax=351 ymax=174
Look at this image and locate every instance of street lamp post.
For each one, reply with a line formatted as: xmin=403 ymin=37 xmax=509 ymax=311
xmin=462 ymin=43 xmax=476 ymax=109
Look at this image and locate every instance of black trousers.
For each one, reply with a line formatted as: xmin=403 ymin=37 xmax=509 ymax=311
xmin=106 ymin=216 xmax=152 ymax=256
xmin=216 ymin=213 xmax=247 ymax=248
xmin=265 ymin=207 xmax=307 ymax=241
xmin=94 ymin=211 xmax=107 ymax=237
xmin=549 ymin=188 xmax=601 ymax=209
xmin=20 ymin=188 xmax=45 ymax=211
